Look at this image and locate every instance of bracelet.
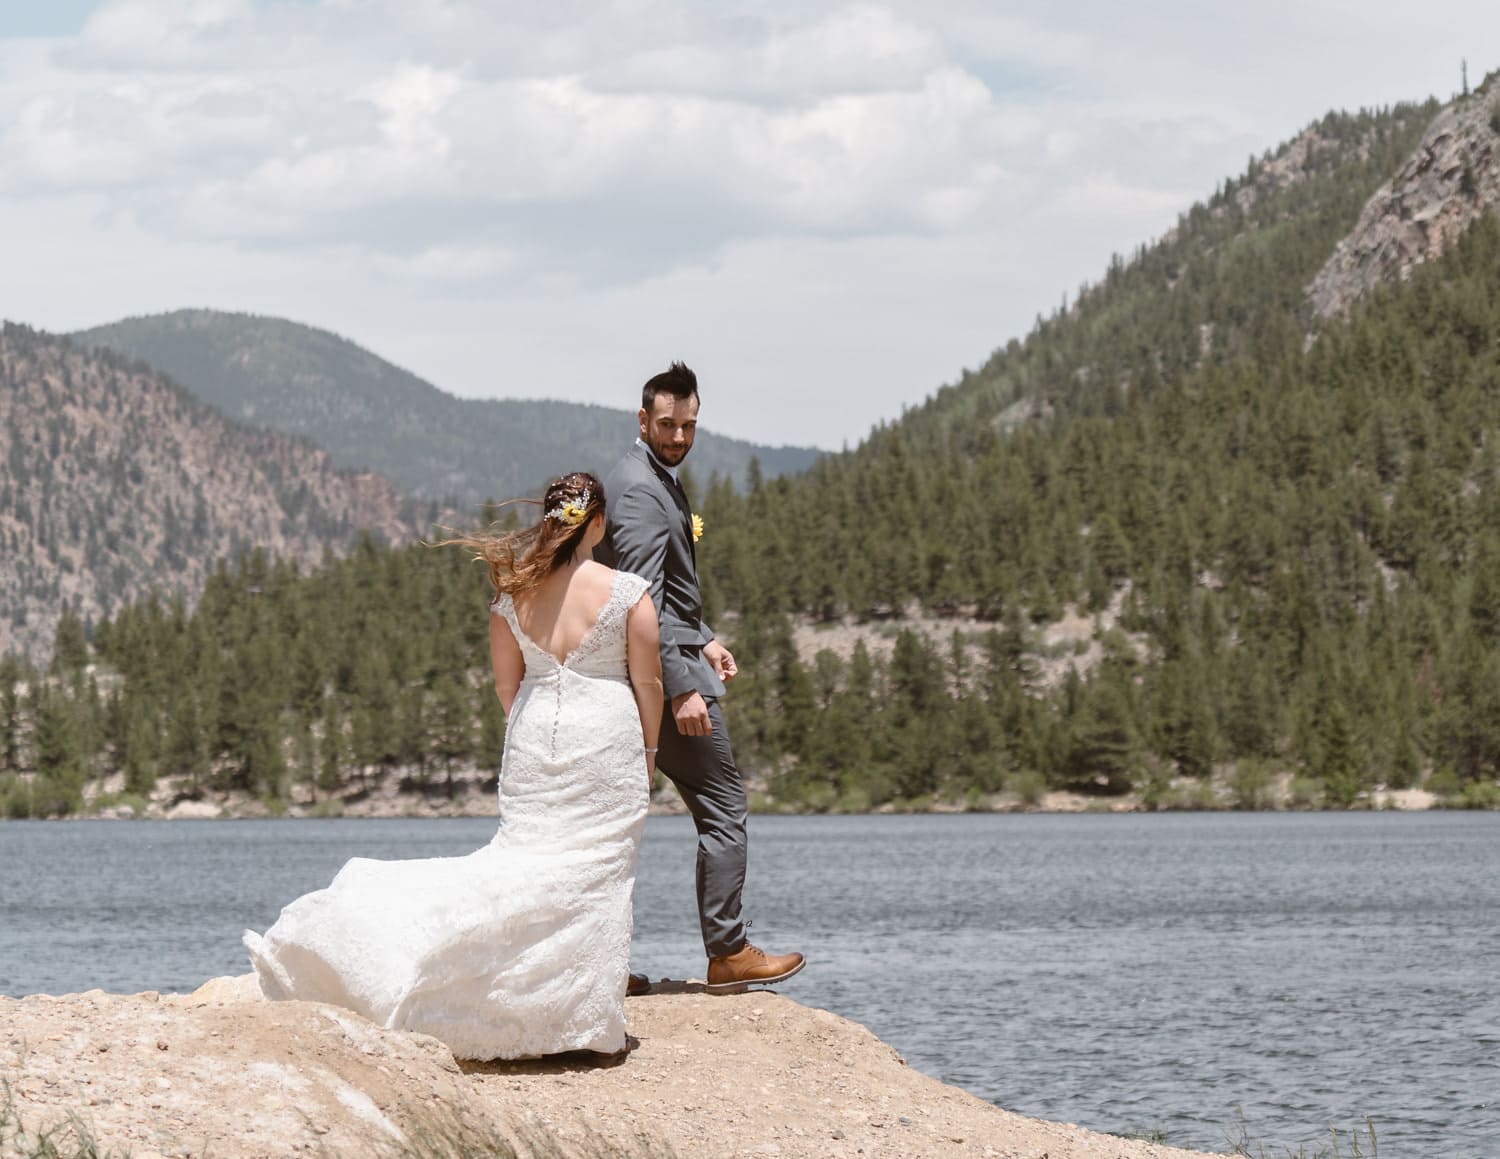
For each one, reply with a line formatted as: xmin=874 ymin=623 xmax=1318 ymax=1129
xmin=644 ymin=747 xmax=659 ymax=754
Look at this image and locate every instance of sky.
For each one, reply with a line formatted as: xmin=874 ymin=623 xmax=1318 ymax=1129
xmin=2 ymin=2 xmax=1497 ymax=450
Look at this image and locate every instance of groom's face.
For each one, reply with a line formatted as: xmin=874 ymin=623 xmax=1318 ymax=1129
xmin=639 ymin=393 xmax=699 ymax=468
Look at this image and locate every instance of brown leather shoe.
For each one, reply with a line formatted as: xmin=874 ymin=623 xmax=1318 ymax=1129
xmin=705 ymin=943 xmax=806 ymax=994
xmin=626 ymin=972 xmax=652 ymax=997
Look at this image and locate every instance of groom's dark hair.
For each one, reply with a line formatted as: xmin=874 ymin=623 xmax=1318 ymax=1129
xmin=642 ymin=361 xmax=698 ymax=411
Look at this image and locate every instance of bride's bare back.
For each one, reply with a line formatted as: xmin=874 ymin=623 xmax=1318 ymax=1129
xmin=487 ymin=536 xmax=661 ymax=774
xmin=510 ymin=560 xmax=618 ymax=665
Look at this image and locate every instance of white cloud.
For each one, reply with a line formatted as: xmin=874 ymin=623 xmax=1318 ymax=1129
xmin=1054 ymin=173 xmax=1198 ymax=227
xmin=74 ymin=0 xmax=258 ymax=68
xmin=588 ymin=5 xmax=945 ymax=100
xmin=2 ymin=7 xmax=1033 ymax=255
xmin=3 ymin=0 xmax=1500 ymax=449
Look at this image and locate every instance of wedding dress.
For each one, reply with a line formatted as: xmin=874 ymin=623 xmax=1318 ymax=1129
xmin=244 ymin=570 xmax=652 ymax=1059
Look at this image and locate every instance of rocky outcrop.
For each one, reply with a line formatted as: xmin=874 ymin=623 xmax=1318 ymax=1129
xmin=2 ymin=976 xmax=1219 ymax=1158
xmin=1232 ymin=124 xmax=1345 ymax=217
xmin=1308 ymin=90 xmax=1500 ymax=319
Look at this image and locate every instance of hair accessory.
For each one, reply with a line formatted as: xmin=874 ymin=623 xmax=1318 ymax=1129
xmin=546 ymin=489 xmax=593 ymax=527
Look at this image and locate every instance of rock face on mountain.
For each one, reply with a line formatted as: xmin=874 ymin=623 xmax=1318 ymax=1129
xmin=1308 ymin=88 xmax=1500 ymax=318
xmin=73 ymin=310 xmax=824 ymax=507
xmin=0 ymin=325 xmax=423 ymax=658
xmin=1230 ymin=122 xmax=1348 ymax=216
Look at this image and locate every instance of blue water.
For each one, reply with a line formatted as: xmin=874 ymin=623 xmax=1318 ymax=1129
xmin=2 ymin=812 xmax=1496 ymax=1156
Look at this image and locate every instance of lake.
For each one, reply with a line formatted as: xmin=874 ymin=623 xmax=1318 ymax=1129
xmin=2 ymin=811 xmax=1496 ymax=1156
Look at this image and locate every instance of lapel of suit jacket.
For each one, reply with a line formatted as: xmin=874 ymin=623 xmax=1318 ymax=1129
xmin=637 ymin=445 xmax=695 ymax=565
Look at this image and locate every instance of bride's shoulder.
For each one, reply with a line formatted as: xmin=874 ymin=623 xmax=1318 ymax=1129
xmin=614 ymin=569 xmax=651 ymax=605
xmin=576 ymin=559 xmax=615 ymax=588
xmin=570 ymin=561 xmax=625 ymax=605
xmin=589 ymin=563 xmax=649 ymax=599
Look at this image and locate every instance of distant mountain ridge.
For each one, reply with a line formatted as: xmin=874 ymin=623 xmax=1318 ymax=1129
xmin=71 ymin=311 xmax=823 ymax=509
xmin=0 ymin=324 xmax=424 ymax=658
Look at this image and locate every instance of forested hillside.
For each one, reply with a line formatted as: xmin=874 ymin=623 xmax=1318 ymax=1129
xmin=696 ymin=93 xmax=1500 ymax=808
xmin=73 ymin=310 xmax=822 ymax=506
xmin=0 ymin=326 xmax=425 ymax=660
xmin=0 ymin=541 xmax=503 ymax=818
xmin=10 ymin=87 xmax=1500 ymax=817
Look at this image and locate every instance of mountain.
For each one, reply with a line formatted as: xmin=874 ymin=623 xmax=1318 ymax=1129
xmin=71 ymin=311 xmax=823 ymax=509
xmin=698 ymin=99 xmax=1449 ymax=616
xmin=17 ymin=81 xmax=1500 ymax=820
xmin=0 ymin=324 xmax=425 ymax=659
xmin=686 ymin=88 xmax=1500 ymax=806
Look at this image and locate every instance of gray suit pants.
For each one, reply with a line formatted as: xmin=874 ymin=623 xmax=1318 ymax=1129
xmin=655 ymin=697 xmax=748 ymax=959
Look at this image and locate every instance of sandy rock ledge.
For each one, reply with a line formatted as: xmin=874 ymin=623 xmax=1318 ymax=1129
xmin=2 ymin=975 xmax=1221 ymax=1158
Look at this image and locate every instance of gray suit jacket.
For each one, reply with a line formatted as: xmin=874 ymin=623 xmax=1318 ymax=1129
xmin=597 ymin=443 xmax=724 ymax=701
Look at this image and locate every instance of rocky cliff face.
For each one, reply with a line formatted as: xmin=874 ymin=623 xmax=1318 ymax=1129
xmin=0 ymin=325 xmax=425 ymax=658
xmin=1308 ymin=88 xmax=1500 ymax=319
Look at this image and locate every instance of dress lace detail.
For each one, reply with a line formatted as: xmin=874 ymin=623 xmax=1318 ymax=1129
xmin=244 ymin=569 xmax=653 ymax=1060
xmin=491 ymin=570 xmax=648 ymax=676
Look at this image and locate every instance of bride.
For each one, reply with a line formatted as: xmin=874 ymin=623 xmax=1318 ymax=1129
xmin=244 ymin=472 xmax=662 ymax=1060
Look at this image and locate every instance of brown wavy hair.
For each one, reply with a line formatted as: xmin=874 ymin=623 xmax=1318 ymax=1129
xmin=439 ymin=471 xmax=606 ymax=598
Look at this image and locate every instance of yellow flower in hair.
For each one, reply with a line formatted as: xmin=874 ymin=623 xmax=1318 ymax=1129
xmin=546 ymin=488 xmax=593 ymax=526
xmin=691 ymin=513 xmax=704 ymax=543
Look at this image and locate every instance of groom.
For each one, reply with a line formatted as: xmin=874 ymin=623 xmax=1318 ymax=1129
xmin=599 ymin=361 xmax=805 ymax=994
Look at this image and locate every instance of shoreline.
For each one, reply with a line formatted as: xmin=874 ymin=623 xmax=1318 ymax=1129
xmin=2 ymin=975 xmax=1221 ymax=1158
xmin=3 ymin=793 xmax=1452 ymax=821
xmin=7 ymin=767 xmax=1450 ymax=822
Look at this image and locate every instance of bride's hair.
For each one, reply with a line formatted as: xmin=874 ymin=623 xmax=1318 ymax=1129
xmin=438 ymin=471 xmax=606 ymax=597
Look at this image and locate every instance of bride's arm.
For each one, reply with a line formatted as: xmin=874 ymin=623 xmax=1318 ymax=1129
xmin=625 ymin=593 xmax=664 ymax=772
xmin=489 ymin=614 xmax=525 ymax=714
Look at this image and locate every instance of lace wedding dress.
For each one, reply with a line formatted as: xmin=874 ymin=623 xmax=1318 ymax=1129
xmin=244 ymin=570 xmax=652 ymax=1059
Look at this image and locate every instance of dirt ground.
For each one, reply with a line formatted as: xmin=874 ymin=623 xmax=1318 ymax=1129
xmin=1 ymin=974 xmax=1223 ymax=1159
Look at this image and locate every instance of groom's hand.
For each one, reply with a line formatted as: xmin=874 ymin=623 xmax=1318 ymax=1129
xmin=672 ymin=691 xmax=713 ymax=736
xmin=703 ymin=640 xmax=738 ymax=683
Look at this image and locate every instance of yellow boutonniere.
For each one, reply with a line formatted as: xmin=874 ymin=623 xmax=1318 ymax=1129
xmin=691 ymin=513 xmax=704 ymax=543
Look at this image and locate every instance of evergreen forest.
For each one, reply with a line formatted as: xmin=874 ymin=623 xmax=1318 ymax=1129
xmin=8 ymin=96 xmax=1500 ymax=816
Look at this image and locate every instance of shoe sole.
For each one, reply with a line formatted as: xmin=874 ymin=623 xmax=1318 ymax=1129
xmin=703 ymin=957 xmax=807 ymax=995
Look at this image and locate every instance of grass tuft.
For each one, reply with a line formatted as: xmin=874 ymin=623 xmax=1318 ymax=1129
xmin=3 ymin=1078 xmax=677 ymax=1159
xmin=326 ymin=1098 xmax=679 ymax=1159
xmin=0 ymin=1081 xmax=126 ymax=1159
xmin=1226 ymin=1108 xmax=1379 ymax=1159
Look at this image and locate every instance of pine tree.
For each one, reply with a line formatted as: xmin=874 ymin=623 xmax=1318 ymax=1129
xmin=432 ymin=674 xmax=476 ymax=797
xmin=318 ymin=696 xmax=349 ymax=798
xmin=1317 ymin=700 xmax=1364 ymax=807
xmin=32 ymin=685 xmax=88 ymax=813
xmin=51 ymin=606 xmax=88 ymax=676
xmin=121 ymin=696 xmax=160 ymax=797
xmin=0 ymin=655 xmax=23 ymax=773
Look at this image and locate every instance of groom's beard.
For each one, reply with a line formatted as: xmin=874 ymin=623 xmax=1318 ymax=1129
xmin=647 ymin=437 xmax=691 ymax=467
